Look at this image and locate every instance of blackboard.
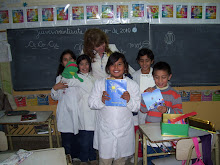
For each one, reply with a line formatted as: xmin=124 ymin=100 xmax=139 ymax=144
xmin=7 ymin=23 xmax=150 ymax=91
xmin=150 ymin=24 xmax=220 ymax=86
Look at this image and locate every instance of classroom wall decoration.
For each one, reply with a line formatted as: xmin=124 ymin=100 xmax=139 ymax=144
xmin=14 ymin=89 xmax=220 ymax=107
xmin=0 ymin=2 xmax=219 ymax=30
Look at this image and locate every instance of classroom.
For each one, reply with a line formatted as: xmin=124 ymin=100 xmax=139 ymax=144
xmin=0 ymin=0 xmax=220 ymax=164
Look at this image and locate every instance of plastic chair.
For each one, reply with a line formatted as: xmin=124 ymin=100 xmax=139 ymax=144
xmin=151 ymin=138 xmax=202 ymax=165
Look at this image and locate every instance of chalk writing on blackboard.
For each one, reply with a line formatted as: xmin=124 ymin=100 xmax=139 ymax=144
xmin=25 ymin=40 xmax=59 ymax=49
xmin=164 ymin=31 xmax=175 ymax=45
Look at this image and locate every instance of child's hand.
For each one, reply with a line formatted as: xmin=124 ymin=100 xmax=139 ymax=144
xmin=121 ymin=91 xmax=130 ymax=103
xmin=53 ymin=81 xmax=68 ymax=91
xmin=144 ymin=87 xmax=155 ymax=93
xmin=157 ymin=106 xmax=167 ymax=113
xmin=102 ymin=91 xmax=110 ymax=103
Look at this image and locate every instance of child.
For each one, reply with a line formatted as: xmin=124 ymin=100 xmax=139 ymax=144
xmin=140 ymin=61 xmax=183 ymax=165
xmin=130 ymin=48 xmax=155 ymax=163
xmin=51 ymin=49 xmax=80 ymax=161
xmin=88 ymin=52 xmax=140 ymax=165
xmin=75 ymin=55 xmax=98 ymax=165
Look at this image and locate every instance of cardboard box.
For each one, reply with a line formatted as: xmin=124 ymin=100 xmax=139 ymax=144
xmin=161 ymin=114 xmax=189 ymax=137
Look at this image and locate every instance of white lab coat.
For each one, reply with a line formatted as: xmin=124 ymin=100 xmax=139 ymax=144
xmin=81 ymin=44 xmax=135 ymax=80
xmin=75 ymin=73 xmax=96 ymax=131
xmin=132 ymin=68 xmax=155 ymax=125
xmin=51 ymin=75 xmax=79 ymax=134
xmin=88 ymin=76 xmax=140 ymax=159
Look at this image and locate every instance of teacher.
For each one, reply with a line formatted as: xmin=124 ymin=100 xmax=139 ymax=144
xmin=83 ymin=28 xmax=134 ymax=80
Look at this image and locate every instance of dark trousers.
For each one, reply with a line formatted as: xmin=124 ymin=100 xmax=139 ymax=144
xmin=79 ymin=130 xmax=96 ymax=162
xmin=61 ymin=132 xmax=80 ymax=159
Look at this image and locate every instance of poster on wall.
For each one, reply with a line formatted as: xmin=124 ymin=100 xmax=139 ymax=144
xmin=0 ymin=10 xmax=9 ymax=23
xmin=176 ymin=5 xmax=188 ymax=18
xmin=205 ymin=6 xmax=216 ymax=19
xmin=191 ymin=5 xmax=202 ymax=19
xmin=162 ymin=4 xmax=173 ymax=18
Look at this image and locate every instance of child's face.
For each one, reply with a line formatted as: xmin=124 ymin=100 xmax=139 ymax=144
xmin=153 ymin=70 xmax=172 ymax=88
xmin=79 ymin=59 xmax=90 ymax=74
xmin=62 ymin=53 xmax=75 ymax=67
xmin=109 ymin=58 xmax=125 ymax=79
xmin=94 ymin=43 xmax=106 ymax=55
xmin=138 ymin=55 xmax=153 ymax=74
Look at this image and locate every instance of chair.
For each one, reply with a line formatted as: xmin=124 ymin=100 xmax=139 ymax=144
xmin=151 ymin=138 xmax=202 ymax=165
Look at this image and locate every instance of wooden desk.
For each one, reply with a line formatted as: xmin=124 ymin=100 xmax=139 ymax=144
xmin=0 ymin=111 xmax=60 ymax=150
xmin=0 ymin=148 xmax=67 ymax=165
xmin=134 ymin=123 xmax=219 ymax=165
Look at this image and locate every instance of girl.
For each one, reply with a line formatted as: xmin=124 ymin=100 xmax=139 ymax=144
xmin=75 ymin=55 xmax=98 ymax=165
xmin=83 ymin=28 xmax=134 ymax=80
xmin=130 ymin=48 xmax=155 ymax=163
xmin=51 ymin=49 xmax=80 ymax=161
xmin=88 ymin=52 xmax=140 ymax=165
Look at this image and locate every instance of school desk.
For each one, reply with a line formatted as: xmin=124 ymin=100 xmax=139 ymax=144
xmin=0 ymin=147 xmax=68 ymax=165
xmin=134 ymin=123 xmax=219 ymax=165
xmin=0 ymin=111 xmax=60 ymax=150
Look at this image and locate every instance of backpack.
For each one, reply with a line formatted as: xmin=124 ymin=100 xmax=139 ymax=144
xmin=182 ymin=137 xmax=205 ymax=165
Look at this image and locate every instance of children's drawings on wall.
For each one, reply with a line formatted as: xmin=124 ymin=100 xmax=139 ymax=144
xmin=102 ymin=5 xmax=114 ymax=19
xmin=27 ymin=8 xmax=38 ymax=22
xmin=57 ymin=7 xmax=68 ymax=21
xmin=206 ymin=6 xmax=216 ymax=19
xmin=0 ymin=10 xmax=9 ymax=23
xmin=191 ymin=6 xmax=202 ymax=19
xmin=117 ymin=5 xmax=128 ymax=19
xmin=0 ymin=2 xmax=219 ymax=30
xmin=162 ymin=4 xmax=173 ymax=18
xmin=12 ymin=9 xmax=24 ymax=23
xmin=176 ymin=5 xmax=188 ymax=18
xmin=42 ymin=8 xmax=54 ymax=21
xmin=72 ymin=6 xmax=84 ymax=20
xmin=132 ymin=4 xmax=145 ymax=18
xmin=147 ymin=5 xmax=159 ymax=19
xmin=86 ymin=5 xmax=99 ymax=19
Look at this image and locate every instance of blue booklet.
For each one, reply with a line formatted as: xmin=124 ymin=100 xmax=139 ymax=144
xmin=142 ymin=88 xmax=165 ymax=110
xmin=105 ymin=79 xmax=127 ymax=106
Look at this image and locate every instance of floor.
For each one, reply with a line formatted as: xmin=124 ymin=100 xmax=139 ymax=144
xmin=5 ymin=135 xmax=220 ymax=165
xmin=9 ymin=136 xmax=141 ymax=165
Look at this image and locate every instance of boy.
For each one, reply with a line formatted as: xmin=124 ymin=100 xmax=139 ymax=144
xmin=140 ymin=61 xmax=183 ymax=164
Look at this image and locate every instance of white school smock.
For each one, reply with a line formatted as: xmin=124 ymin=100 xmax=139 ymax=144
xmin=132 ymin=68 xmax=155 ymax=125
xmin=51 ymin=75 xmax=79 ymax=134
xmin=88 ymin=77 xmax=140 ymax=159
xmin=75 ymin=73 xmax=96 ymax=131
xmin=81 ymin=44 xmax=135 ymax=80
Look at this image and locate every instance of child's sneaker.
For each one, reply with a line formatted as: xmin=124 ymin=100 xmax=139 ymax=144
xmin=130 ymin=156 xmax=143 ymax=163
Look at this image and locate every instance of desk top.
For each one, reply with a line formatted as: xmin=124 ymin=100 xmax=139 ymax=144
xmin=0 ymin=148 xmax=67 ymax=165
xmin=0 ymin=111 xmax=53 ymax=124
xmin=139 ymin=123 xmax=210 ymax=143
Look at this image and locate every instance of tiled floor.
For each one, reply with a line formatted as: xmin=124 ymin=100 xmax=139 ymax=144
xmin=8 ymin=135 xmax=220 ymax=165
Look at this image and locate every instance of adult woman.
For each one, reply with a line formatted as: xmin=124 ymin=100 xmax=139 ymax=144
xmin=83 ymin=28 xmax=134 ymax=79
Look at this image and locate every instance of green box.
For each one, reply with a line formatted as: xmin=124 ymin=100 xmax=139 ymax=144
xmin=161 ymin=114 xmax=189 ymax=137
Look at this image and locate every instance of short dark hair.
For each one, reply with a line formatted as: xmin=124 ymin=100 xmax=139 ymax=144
xmin=136 ymin=48 xmax=154 ymax=62
xmin=76 ymin=54 xmax=92 ymax=73
xmin=152 ymin=61 xmax=172 ymax=76
xmin=105 ymin=52 xmax=128 ymax=74
xmin=56 ymin=49 xmax=76 ymax=76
